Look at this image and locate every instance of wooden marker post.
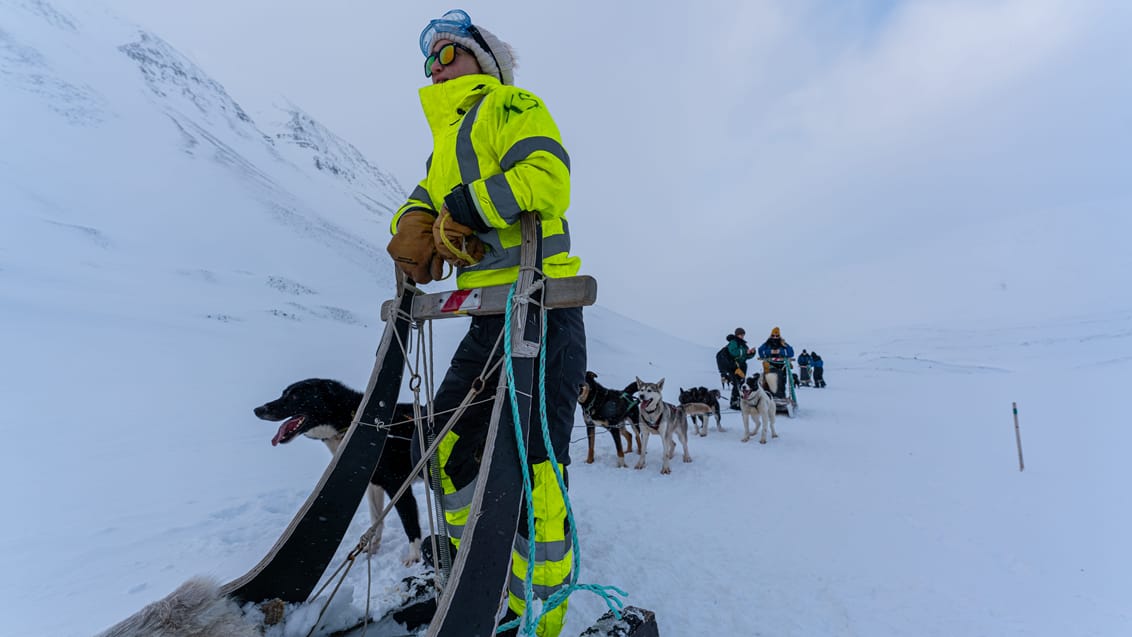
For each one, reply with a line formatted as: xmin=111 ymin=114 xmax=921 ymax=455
xmin=1012 ymin=402 xmax=1025 ymax=472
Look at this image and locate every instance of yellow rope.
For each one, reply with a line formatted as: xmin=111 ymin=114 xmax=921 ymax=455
xmin=437 ymin=213 xmax=481 ymax=266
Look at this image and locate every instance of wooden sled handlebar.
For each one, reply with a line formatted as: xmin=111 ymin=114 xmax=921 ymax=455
xmin=380 ymin=275 xmax=598 ymax=322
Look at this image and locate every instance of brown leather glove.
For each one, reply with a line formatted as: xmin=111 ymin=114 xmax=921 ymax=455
xmin=387 ymin=210 xmax=444 ymax=284
xmin=433 ymin=207 xmax=485 ymax=267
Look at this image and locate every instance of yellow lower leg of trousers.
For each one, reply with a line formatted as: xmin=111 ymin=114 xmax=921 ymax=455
xmin=436 ymin=431 xmax=471 ymax=548
xmin=507 ymin=461 xmax=572 ymax=637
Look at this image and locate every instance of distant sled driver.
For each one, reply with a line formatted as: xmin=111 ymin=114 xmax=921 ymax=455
xmin=811 ymin=351 xmax=826 ymax=387
xmin=757 ymin=327 xmax=795 ymax=398
xmin=798 ymin=349 xmax=812 ymax=387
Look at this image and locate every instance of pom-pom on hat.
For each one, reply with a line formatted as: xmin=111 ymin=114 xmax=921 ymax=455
xmin=420 ymin=9 xmax=517 ymax=85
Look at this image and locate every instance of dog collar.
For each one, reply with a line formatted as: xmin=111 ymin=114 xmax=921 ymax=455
xmin=580 ymin=392 xmax=598 ymax=416
xmin=639 ymin=399 xmax=662 ymax=431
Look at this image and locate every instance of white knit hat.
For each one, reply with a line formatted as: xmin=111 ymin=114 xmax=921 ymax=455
xmin=422 ymin=12 xmax=517 ymax=85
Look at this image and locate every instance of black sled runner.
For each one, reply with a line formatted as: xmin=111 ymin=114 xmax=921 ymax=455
xmin=220 ymin=279 xmax=418 ymax=605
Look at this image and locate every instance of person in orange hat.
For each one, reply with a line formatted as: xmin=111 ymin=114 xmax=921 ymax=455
xmin=757 ymin=327 xmax=795 ymax=379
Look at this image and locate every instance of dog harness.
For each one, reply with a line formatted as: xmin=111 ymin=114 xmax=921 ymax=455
xmin=639 ymin=400 xmax=664 ymax=432
xmin=581 ymin=390 xmax=639 ymax=426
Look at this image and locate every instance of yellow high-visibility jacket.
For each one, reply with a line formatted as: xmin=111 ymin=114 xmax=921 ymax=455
xmin=390 ymin=74 xmax=580 ymax=288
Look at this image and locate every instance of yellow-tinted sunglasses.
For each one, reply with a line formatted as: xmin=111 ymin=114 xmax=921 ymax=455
xmin=424 ymin=42 xmax=474 ymax=78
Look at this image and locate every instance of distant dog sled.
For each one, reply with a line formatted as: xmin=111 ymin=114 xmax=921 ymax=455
xmin=760 ymin=356 xmax=798 ymax=417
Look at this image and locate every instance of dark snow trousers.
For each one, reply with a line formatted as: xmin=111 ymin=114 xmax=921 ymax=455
xmin=429 ymin=307 xmax=586 ymax=637
xmin=430 ymin=306 xmax=586 ymax=488
xmin=728 ymin=376 xmax=741 ymax=408
xmin=727 ymin=367 xmax=746 ymax=408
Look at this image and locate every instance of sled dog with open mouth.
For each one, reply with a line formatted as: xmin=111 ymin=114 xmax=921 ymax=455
xmin=740 ymin=374 xmax=777 ymax=444
xmin=634 ymin=377 xmax=691 ymax=475
xmin=253 ymin=378 xmax=422 ymax=565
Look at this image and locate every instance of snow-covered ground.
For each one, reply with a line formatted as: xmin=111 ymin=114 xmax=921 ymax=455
xmin=2 ymin=296 xmax=1129 ymax=636
xmin=2 ymin=1 xmax=1129 ymax=635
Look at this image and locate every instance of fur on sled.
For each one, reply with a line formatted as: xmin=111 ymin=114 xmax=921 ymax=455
xmin=96 ymin=576 xmax=260 ymax=637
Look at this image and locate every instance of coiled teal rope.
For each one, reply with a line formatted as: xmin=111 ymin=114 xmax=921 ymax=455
xmin=496 ymin=284 xmax=628 ymax=635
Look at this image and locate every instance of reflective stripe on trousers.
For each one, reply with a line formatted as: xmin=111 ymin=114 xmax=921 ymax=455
xmin=437 ymin=431 xmax=474 ymax=545
xmin=436 ymin=451 xmax=572 ymax=636
xmin=506 ymin=461 xmax=572 ymax=637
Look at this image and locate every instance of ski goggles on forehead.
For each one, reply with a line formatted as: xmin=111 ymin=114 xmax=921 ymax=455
xmin=424 ymin=42 xmax=472 ymax=78
xmin=419 ymin=9 xmax=503 ymax=82
xmin=419 ymin=9 xmax=473 ymax=55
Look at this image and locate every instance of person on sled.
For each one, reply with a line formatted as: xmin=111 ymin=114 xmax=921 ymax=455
xmin=757 ymin=327 xmax=795 ymax=397
xmin=798 ymin=349 xmax=812 ymax=386
xmin=385 ymin=10 xmax=583 ymax=635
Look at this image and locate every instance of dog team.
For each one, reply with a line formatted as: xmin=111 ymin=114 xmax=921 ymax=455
xmin=247 ymin=330 xmax=820 ymax=566
xmin=578 ymin=369 xmax=781 ymax=473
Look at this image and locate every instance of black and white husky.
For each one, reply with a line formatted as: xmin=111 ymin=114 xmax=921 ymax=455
xmin=740 ymin=374 xmax=777 ymax=444
xmin=254 ymin=378 xmax=422 ymax=565
xmin=634 ymin=377 xmax=691 ymax=474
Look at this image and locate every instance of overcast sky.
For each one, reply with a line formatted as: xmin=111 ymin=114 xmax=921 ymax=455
xmin=97 ymin=0 xmax=1132 ymax=345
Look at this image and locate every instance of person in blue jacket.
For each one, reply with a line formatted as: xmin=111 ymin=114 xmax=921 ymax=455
xmin=798 ymin=349 xmax=812 ymax=386
xmin=757 ymin=327 xmax=795 ymax=397
xmin=811 ymin=351 xmax=826 ymax=387
xmin=757 ymin=327 xmax=795 ymax=366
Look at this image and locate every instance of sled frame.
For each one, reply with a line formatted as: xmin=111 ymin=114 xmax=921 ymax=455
xmin=220 ymin=213 xmax=597 ymax=636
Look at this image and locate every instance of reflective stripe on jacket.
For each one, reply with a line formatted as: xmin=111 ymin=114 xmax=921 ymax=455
xmin=391 ymin=74 xmax=580 ymax=288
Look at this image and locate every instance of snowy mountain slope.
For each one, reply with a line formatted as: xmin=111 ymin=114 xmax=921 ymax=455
xmin=1 ymin=0 xmax=405 ymax=328
xmin=270 ymin=103 xmax=407 ymax=218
